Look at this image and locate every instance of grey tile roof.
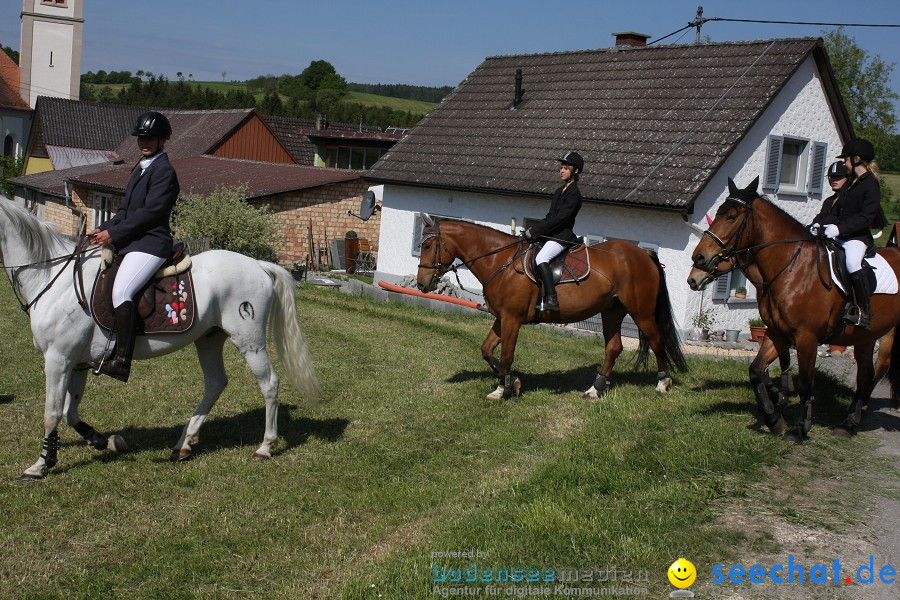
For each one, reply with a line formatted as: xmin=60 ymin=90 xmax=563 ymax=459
xmin=8 ymin=161 xmax=122 ymax=196
xmin=33 ymin=96 xmax=146 ymax=150
xmin=263 ymin=115 xmax=389 ymax=165
xmin=112 ymin=109 xmax=255 ymax=163
xmin=367 ymin=38 xmax=845 ymax=211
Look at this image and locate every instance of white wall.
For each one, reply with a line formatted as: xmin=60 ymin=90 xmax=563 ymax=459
xmin=0 ymin=110 xmax=30 ymax=158
xmin=27 ymin=20 xmax=75 ymax=106
xmin=375 ymin=55 xmax=844 ymax=335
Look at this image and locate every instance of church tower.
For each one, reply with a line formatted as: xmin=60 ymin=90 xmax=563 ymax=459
xmin=19 ymin=0 xmax=84 ymax=108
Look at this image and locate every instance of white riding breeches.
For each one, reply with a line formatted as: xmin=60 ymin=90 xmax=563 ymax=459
xmin=840 ymin=239 xmax=867 ymax=274
xmin=112 ymin=251 xmax=166 ymax=307
xmin=536 ymin=240 xmax=566 ymax=265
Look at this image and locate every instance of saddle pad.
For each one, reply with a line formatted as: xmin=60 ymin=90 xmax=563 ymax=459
xmin=523 ymin=244 xmax=591 ymax=284
xmin=91 ymin=268 xmax=197 ymax=335
xmin=827 ymin=248 xmax=898 ymax=296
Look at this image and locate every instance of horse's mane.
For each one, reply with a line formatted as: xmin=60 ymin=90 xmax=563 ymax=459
xmin=0 ymin=199 xmax=74 ymax=262
xmin=429 ymin=218 xmax=517 ymax=240
xmin=718 ymin=194 xmax=806 ymax=233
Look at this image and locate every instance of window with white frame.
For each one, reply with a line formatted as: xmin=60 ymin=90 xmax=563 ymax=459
xmin=411 ymin=212 xmax=454 ymax=257
xmin=712 ymin=269 xmax=754 ymax=302
xmin=324 ymin=146 xmax=386 ymax=169
xmin=763 ymin=135 xmax=828 ymax=195
xmin=92 ymin=193 xmax=112 ymax=229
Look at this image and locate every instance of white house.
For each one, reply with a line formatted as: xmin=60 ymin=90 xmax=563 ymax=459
xmin=366 ymin=35 xmax=853 ymax=336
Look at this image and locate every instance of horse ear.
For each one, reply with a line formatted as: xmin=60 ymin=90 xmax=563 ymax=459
xmin=746 ymin=176 xmax=760 ymax=193
xmin=727 ymin=177 xmax=739 ymax=196
xmin=421 ymin=213 xmax=435 ymax=227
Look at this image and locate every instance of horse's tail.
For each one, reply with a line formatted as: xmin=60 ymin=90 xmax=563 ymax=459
xmin=258 ymin=261 xmax=322 ymax=406
xmin=636 ymin=252 xmax=688 ymax=372
xmin=887 ymin=325 xmax=900 ymax=407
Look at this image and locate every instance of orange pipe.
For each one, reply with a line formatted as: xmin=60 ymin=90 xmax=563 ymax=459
xmin=378 ymin=280 xmax=484 ymax=310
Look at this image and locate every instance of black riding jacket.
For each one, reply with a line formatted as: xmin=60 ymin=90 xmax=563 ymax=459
xmin=529 ymin=182 xmax=582 ymax=245
xmin=813 ymin=171 xmax=883 ymax=246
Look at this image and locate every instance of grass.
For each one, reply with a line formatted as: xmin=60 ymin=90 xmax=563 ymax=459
xmin=0 ymin=280 xmax=891 ymax=598
xmin=85 ymin=82 xmax=437 ymax=116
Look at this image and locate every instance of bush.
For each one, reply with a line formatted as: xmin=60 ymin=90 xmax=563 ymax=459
xmin=172 ymin=184 xmax=282 ymax=260
xmin=691 ymin=308 xmax=714 ymax=330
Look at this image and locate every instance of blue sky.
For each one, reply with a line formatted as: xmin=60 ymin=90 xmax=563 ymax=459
xmin=2 ymin=0 xmax=898 ymax=112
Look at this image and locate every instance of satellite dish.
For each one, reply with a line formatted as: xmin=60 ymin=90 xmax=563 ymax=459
xmin=348 ymin=190 xmax=382 ymax=221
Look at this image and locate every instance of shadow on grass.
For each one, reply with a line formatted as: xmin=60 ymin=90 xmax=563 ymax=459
xmin=447 ymin=365 xmax=671 ymax=394
xmin=51 ymin=404 xmax=350 ymax=472
xmin=0 ymin=394 xmax=13 ymax=404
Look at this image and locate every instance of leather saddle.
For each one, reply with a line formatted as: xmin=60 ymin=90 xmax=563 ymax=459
xmin=825 ymin=240 xmax=877 ymax=296
xmin=523 ymin=241 xmax=591 ymax=285
xmin=90 ymin=242 xmax=197 ymax=335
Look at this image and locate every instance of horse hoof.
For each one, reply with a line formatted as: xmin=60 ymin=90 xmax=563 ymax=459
xmin=656 ymin=378 xmax=673 ymax=393
xmin=768 ymin=415 xmax=785 ymax=436
xmin=485 ymin=386 xmax=505 ymax=401
xmin=252 ymin=452 xmax=270 ymax=461
xmin=583 ymin=386 xmax=599 ymax=400
xmin=511 ymin=377 xmax=522 ymax=397
xmin=20 ymin=472 xmax=45 ymax=483
xmin=170 ymin=448 xmax=192 ymax=462
xmin=783 ymin=430 xmax=805 ymax=444
xmin=107 ymin=435 xmax=128 ymax=453
xmin=832 ymin=426 xmax=853 ymax=438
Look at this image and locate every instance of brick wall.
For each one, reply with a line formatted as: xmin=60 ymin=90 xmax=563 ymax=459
xmin=254 ymin=179 xmax=381 ymax=267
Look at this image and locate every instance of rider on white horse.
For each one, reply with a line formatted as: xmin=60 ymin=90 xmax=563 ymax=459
xmin=87 ymin=111 xmax=180 ymax=381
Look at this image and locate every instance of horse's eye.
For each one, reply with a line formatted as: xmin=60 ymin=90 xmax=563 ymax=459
xmin=727 ymin=213 xmax=738 ymax=222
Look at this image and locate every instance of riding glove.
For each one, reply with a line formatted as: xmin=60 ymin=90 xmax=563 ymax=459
xmin=523 ymin=228 xmax=534 ymax=241
xmin=823 ymin=224 xmax=840 ymax=239
xmin=809 ymin=224 xmax=820 ymax=236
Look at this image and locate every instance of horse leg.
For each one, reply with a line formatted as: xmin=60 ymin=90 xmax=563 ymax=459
xmin=784 ymin=335 xmax=818 ymax=444
xmin=171 ymin=331 xmax=230 ymax=461
xmin=834 ymin=340 xmax=877 ymax=437
xmin=584 ymin=308 xmax=626 ymax=399
xmin=749 ymin=335 xmax=787 ymax=435
xmin=630 ymin=311 xmax=675 ymax=394
xmin=64 ymin=368 xmax=128 ymax=453
xmin=487 ymin=316 xmax=523 ymax=401
xmin=482 ymin=318 xmax=502 ymax=375
xmin=22 ymin=354 xmax=72 ymax=481
xmin=236 ymin=340 xmax=280 ymax=459
xmin=777 ymin=348 xmax=794 ymax=407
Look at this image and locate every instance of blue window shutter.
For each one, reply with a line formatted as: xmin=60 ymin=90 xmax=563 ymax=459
xmin=808 ymin=142 xmax=828 ymax=194
xmin=411 ymin=213 xmax=424 ymax=257
xmin=712 ymin=271 xmax=732 ymax=300
xmin=763 ymin=135 xmax=783 ymax=191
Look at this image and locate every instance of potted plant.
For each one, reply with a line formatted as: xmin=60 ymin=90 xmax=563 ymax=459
xmin=691 ymin=308 xmax=714 ymax=342
xmin=748 ymin=316 xmax=767 ymax=343
xmin=734 ymin=285 xmax=747 ymax=299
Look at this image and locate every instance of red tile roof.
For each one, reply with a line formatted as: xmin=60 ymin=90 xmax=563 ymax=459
xmin=0 ymin=52 xmax=29 ymax=110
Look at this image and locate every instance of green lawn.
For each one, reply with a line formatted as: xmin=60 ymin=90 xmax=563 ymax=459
xmin=0 ymin=281 xmax=887 ymax=598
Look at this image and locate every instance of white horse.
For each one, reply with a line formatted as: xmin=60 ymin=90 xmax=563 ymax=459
xmin=0 ymin=198 xmax=321 ymax=480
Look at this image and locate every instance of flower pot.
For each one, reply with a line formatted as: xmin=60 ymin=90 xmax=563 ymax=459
xmin=829 ymin=344 xmax=847 ymax=355
xmin=749 ymin=325 xmax=767 ymax=343
xmin=734 ymin=292 xmax=747 ymax=299
xmin=725 ymin=329 xmax=740 ymax=343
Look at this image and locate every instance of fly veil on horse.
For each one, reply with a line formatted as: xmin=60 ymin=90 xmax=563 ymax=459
xmin=0 ymin=198 xmax=321 ymax=480
xmin=690 ymin=177 xmax=900 ymax=442
xmin=416 ymin=215 xmax=687 ymax=400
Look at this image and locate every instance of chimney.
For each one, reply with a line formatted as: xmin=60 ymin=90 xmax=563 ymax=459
xmin=612 ymin=31 xmax=650 ymax=47
xmin=513 ymin=69 xmax=523 ymax=107
xmin=316 ymin=112 xmax=328 ymax=130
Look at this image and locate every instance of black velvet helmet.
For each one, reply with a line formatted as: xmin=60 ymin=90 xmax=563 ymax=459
xmin=131 ymin=111 xmax=172 ymax=138
xmin=836 ymin=138 xmax=875 ymax=161
xmin=827 ymin=161 xmax=849 ymax=178
xmin=557 ymin=151 xmax=584 ymax=172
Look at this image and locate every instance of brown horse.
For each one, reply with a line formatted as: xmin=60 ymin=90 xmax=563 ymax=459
xmin=687 ymin=261 xmax=795 ymax=406
xmin=689 ymin=177 xmax=900 ymax=442
xmin=416 ymin=215 xmax=687 ymax=400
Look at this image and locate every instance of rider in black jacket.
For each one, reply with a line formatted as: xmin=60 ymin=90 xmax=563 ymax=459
xmin=524 ymin=151 xmax=584 ymax=311
xmin=811 ymin=139 xmax=884 ymax=329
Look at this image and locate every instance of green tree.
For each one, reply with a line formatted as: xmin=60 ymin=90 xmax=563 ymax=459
xmin=0 ymin=154 xmax=24 ymax=198
xmin=172 ymin=185 xmax=282 ymax=260
xmin=824 ymin=27 xmax=898 ymax=161
xmin=0 ymin=40 xmax=18 ymax=64
xmin=298 ymin=60 xmax=339 ymax=92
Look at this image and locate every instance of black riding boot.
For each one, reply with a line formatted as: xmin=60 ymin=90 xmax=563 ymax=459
xmin=537 ymin=263 xmax=559 ymax=312
xmin=848 ymin=271 xmax=872 ymax=329
xmin=99 ymin=301 xmax=136 ymax=382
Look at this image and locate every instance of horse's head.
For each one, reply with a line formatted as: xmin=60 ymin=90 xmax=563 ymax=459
xmin=686 ymin=258 xmax=738 ymax=291
xmin=416 ymin=214 xmax=454 ymax=292
xmin=690 ymin=176 xmax=759 ymax=276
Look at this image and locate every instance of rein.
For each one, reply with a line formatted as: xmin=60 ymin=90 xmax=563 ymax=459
xmin=2 ymin=218 xmax=90 ymax=313
xmin=421 ymin=224 xmax=526 ymax=293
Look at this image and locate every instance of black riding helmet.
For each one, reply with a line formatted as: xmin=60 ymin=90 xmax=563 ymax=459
xmin=827 ymin=161 xmax=850 ymax=179
xmin=557 ymin=151 xmax=584 ymax=173
xmin=132 ymin=111 xmax=172 ymax=139
xmin=836 ymin=138 xmax=875 ymax=161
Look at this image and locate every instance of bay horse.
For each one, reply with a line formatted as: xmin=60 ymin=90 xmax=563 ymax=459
xmin=0 ymin=198 xmax=321 ymax=480
xmin=416 ymin=215 xmax=687 ymax=400
xmin=689 ymin=177 xmax=900 ymax=442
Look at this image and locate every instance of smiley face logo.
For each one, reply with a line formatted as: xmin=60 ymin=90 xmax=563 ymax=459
xmin=668 ymin=558 xmax=697 ymax=588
